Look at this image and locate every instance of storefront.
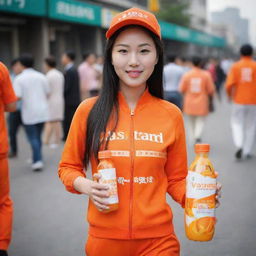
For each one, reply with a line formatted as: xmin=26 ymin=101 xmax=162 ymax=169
xmin=48 ymin=0 xmax=103 ymax=66
xmin=0 ymin=0 xmax=226 ymax=70
xmin=0 ymin=0 xmax=47 ymax=67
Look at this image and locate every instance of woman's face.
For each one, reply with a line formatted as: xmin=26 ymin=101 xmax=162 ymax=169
xmin=111 ymin=27 xmax=158 ymax=90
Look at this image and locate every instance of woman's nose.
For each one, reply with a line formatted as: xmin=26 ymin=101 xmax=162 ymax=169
xmin=128 ymin=52 xmax=139 ymax=66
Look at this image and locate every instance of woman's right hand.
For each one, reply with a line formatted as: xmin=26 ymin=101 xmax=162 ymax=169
xmin=73 ymin=175 xmax=110 ymax=211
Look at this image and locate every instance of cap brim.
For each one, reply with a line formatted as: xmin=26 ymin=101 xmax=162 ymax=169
xmin=106 ymin=19 xmax=160 ymax=39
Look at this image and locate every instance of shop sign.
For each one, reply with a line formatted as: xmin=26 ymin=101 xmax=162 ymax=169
xmin=160 ymin=21 xmax=226 ymax=47
xmin=0 ymin=0 xmax=46 ymax=16
xmin=101 ymin=8 xmax=119 ymax=28
xmin=49 ymin=0 xmax=101 ymax=26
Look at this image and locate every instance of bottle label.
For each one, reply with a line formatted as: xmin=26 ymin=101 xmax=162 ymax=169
xmin=186 ymin=171 xmax=216 ymax=199
xmin=186 ymin=171 xmax=216 ymax=224
xmin=98 ymin=168 xmax=118 ymax=204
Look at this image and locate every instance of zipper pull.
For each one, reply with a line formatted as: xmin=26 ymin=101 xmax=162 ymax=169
xmin=130 ymin=110 xmax=134 ymax=116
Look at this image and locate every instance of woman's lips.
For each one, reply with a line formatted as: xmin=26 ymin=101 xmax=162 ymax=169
xmin=126 ymin=70 xmax=142 ymax=78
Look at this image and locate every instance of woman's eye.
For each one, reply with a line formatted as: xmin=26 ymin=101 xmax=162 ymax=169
xmin=118 ymin=49 xmax=128 ymax=54
xmin=141 ymin=49 xmax=150 ymax=54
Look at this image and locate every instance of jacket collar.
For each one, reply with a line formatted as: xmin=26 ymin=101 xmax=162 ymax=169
xmin=118 ymin=87 xmax=154 ymax=114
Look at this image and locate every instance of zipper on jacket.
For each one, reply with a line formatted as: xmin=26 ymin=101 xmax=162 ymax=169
xmin=129 ymin=109 xmax=135 ymax=238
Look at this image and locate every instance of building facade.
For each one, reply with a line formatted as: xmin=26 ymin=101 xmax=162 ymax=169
xmin=0 ymin=0 xmax=225 ymax=71
xmin=211 ymin=7 xmax=250 ymax=50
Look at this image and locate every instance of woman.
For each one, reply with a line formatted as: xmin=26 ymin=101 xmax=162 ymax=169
xmin=43 ymin=56 xmax=64 ymax=147
xmin=58 ymin=8 xmax=221 ymax=255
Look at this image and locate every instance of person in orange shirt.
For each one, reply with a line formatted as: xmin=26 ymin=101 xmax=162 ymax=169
xmin=58 ymin=8 xmax=221 ymax=256
xmin=0 ymin=62 xmax=17 ymax=256
xmin=179 ymin=56 xmax=215 ymax=144
xmin=225 ymin=44 xmax=256 ymax=160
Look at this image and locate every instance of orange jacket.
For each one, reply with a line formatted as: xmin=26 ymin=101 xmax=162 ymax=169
xmin=0 ymin=62 xmax=17 ymax=158
xmin=58 ymin=89 xmax=187 ymax=239
xmin=179 ymin=67 xmax=215 ymax=116
xmin=225 ymin=56 xmax=256 ymax=104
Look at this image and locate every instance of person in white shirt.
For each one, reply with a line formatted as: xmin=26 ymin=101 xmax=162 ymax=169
xmin=163 ymin=55 xmax=184 ymax=109
xmin=14 ymin=54 xmax=49 ymax=171
xmin=43 ymin=56 xmax=64 ymax=147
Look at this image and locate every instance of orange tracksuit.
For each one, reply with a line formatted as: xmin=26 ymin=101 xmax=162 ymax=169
xmin=0 ymin=62 xmax=17 ymax=250
xmin=59 ymin=89 xmax=188 ymax=255
xmin=225 ymin=56 xmax=256 ymax=104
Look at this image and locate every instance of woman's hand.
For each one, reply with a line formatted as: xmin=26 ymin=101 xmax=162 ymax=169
xmin=215 ymin=172 xmax=222 ymax=208
xmin=73 ymin=175 xmax=110 ymax=211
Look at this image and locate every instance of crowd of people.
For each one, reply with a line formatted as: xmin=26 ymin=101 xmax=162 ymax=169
xmin=0 ymin=6 xmax=255 ymax=255
xmin=163 ymin=54 xmax=230 ymax=144
xmin=5 ymin=49 xmax=239 ymax=173
xmin=162 ymin=46 xmax=256 ymax=160
xmin=6 ymin=52 xmax=104 ymax=170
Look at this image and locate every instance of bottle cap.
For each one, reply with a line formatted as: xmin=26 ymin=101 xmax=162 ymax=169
xmin=195 ymin=144 xmax=210 ymax=153
xmin=98 ymin=150 xmax=112 ymax=159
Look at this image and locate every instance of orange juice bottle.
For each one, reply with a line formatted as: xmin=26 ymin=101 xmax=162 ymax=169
xmin=97 ymin=150 xmax=119 ymax=213
xmin=185 ymin=144 xmax=217 ymax=241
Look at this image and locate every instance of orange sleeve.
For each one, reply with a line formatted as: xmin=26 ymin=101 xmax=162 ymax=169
xmin=0 ymin=62 xmax=17 ymax=104
xmin=225 ymin=64 xmax=236 ymax=98
xmin=165 ymin=111 xmax=188 ymax=207
xmin=58 ymin=100 xmax=92 ymax=194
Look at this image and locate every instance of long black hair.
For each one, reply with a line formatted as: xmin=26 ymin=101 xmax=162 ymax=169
xmin=84 ymin=25 xmax=164 ymax=167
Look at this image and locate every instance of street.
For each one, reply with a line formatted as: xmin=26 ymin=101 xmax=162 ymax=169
xmin=8 ymin=95 xmax=256 ymax=256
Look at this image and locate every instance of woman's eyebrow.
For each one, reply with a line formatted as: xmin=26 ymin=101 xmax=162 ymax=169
xmin=114 ymin=44 xmax=129 ymax=47
xmin=138 ymin=43 xmax=152 ymax=47
xmin=114 ymin=43 xmax=152 ymax=47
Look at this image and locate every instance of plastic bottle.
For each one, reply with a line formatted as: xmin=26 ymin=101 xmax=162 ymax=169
xmin=185 ymin=144 xmax=217 ymax=241
xmin=97 ymin=150 xmax=119 ymax=213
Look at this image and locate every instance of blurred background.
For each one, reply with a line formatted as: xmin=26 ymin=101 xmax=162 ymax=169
xmin=1 ymin=1 xmax=256 ymax=256
xmin=0 ymin=0 xmax=251 ymax=70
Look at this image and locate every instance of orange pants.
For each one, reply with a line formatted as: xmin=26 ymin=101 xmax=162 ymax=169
xmin=0 ymin=158 xmax=13 ymax=250
xmin=85 ymin=233 xmax=180 ymax=256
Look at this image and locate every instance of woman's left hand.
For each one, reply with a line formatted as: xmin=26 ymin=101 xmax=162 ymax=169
xmin=215 ymin=181 xmax=222 ymax=208
xmin=215 ymin=171 xmax=222 ymax=208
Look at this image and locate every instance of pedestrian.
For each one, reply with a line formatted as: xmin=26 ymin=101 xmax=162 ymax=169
xmin=78 ymin=53 xmax=98 ymax=99
xmin=179 ymin=56 xmax=215 ymax=144
xmin=0 ymin=62 xmax=17 ymax=256
xmin=94 ymin=55 xmax=104 ymax=91
xmin=206 ymin=58 xmax=217 ymax=84
xmin=221 ymin=57 xmax=233 ymax=76
xmin=58 ymin=8 xmax=221 ymax=256
xmin=7 ymin=58 xmax=23 ymax=158
xmin=43 ymin=56 xmax=64 ymax=148
xmin=14 ymin=54 xmax=49 ymax=171
xmin=225 ymin=44 xmax=256 ymax=160
xmin=163 ymin=54 xmax=184 ymax=110
xmin=215 ymin=59 xmax=226 ymax=100
xmin=61 ymin=51 xmax=80 ymax=141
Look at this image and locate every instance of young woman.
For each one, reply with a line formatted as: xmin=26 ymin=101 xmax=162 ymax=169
xmin=58 ymin=8 xmax=221 ymax=256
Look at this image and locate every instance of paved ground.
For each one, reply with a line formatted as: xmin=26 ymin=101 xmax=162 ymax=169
xmin=8 ymin=95 xmax=256 ymax=256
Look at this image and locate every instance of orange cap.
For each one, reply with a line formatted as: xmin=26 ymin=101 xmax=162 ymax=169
xmin=106 ymin=7 xmax=161 ymax=39
xmin=98 ymin=150 xmax=112 ymax=159
xmin=195 ymin=144 xmax=210 ymax=153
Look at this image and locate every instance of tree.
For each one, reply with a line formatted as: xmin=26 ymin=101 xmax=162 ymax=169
xmin=156 ymin=0 xmax=191 ymax=27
